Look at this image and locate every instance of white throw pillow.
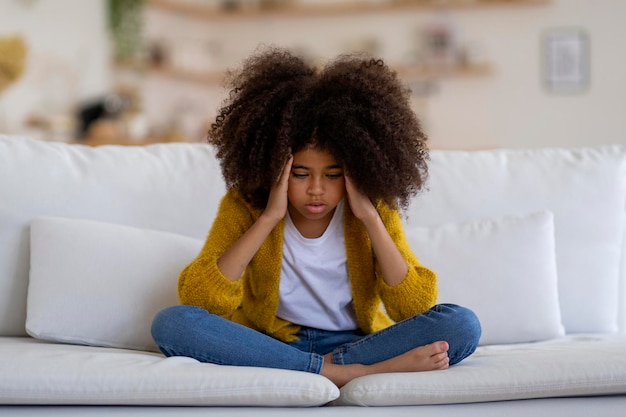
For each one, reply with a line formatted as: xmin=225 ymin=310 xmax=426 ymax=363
xmin=27 ymin=216 xmax=204 ymax=352
xmin=406 ymin=211 xmax=564 ymax=345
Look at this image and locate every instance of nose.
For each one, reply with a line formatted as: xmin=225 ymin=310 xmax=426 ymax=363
xmin=307 ymin=177 xmax=323 ymax=196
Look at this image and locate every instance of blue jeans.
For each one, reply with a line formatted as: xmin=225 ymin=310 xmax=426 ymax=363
xmin=151 ymin=303 xmax=481 ymax=375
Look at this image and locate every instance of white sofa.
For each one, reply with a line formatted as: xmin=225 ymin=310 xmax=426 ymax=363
xmin=1 ymin=135 xmax=626 ymax=417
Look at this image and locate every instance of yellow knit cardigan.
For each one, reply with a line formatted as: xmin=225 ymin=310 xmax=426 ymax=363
xmin=178 ymin=188 xmax=438 ymax=342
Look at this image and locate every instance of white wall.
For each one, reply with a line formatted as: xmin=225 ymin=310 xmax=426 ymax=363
xmin=1 ymin=0 xmax=624 ymax=149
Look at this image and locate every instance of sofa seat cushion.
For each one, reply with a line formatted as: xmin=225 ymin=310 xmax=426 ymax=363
xmin=0 ymin=337 xmax=339 ymax=406
xmin=4 ymin=335 xmax=626 ymax=407
xmin=335 ymin=334 xmax=626 ymax=406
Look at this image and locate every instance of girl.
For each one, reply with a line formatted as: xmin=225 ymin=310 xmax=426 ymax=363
xmin=151 ymin=47 xmax=481 ymax=388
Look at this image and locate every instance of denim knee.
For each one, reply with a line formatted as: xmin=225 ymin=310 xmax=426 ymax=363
xmin=151 ymin=304 xmax=206 ymax=354
xmin=437 ymin=303 xmax=481 ymax=365
xmin=456 ymin=304 xmax=482 ymax=346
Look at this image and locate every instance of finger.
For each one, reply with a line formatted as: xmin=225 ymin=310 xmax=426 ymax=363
xmin=275 ymin=155 xmax=293 ymax=185
xmin=344 ymin=174 xmax=355 ymax=194
xmin=345 ymin=176 xmax=366 ymax=202
xmin=280 ymin=155 xmax=293 ymax=184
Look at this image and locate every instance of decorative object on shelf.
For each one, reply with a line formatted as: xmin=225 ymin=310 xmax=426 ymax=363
xmin=409 ymin=10 xmax=492 ymax=86
xmin=459 ymin=40 xmax=487 ymax=68
xmin=542 ymin=27 xmax=589 ymax=94
xmin=258 ymin=0 xmax=294 ymax=11
xmin=0 ymin=35 xmax=27 ymax=133
xmin=220 ymin=0 xmax=242 ymax=12
xmin=420 ymin=11 xmax=460 ymax=72
xmin=0 ymin=35 xmax=27 ymax=94
xmin=108 ymin=0 xmax=144 ymax=64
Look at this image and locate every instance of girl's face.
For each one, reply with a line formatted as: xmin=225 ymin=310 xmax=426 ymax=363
xmin=287 ymin=146 xmax=345 ymax=238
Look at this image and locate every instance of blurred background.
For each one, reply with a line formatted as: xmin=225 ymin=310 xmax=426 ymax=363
xmin=0 ymin=0 xmax=624 ymax=150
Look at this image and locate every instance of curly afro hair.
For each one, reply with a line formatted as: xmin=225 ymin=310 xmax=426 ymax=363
xmin=209 ymin=46 xmax=430 ymax=210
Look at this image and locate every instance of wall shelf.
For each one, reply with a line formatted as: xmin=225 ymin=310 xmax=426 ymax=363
xmin=144 ymin=65 xmax=226 ymax=85
xmin=397 ymin=62 xmax=493 ymax=80
xmin=137 ymin=0 xmax=550 ymax=85
xmin=148 ymin=0 xmax=550 ymax=21
xmin=117 ymin=61 xmax=493 ymax=86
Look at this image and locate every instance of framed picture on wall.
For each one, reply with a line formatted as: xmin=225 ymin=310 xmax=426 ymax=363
xmin=542 ymin=28 xmax=590 ymax=94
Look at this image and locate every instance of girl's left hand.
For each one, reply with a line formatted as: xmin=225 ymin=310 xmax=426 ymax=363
xmin=345 ymin=175 xmax=378 ymax=222
xmin=346 ymin=175 xmax=409 ymax=287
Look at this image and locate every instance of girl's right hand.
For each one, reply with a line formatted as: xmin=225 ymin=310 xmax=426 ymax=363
xmin=217 ymin=155 xmax=293 ymax=281
xmin=263 ymin=155 xmax=293 ymax=223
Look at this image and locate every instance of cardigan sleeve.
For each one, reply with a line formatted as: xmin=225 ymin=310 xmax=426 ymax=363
xmin=375 ymin=204 xmax=438 ymax=321
xmin=177 ymin=189 xmax=254 ymax=316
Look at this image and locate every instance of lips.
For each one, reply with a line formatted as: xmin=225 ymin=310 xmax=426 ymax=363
xmin=305 ymin=202 xmax=326 ymax=214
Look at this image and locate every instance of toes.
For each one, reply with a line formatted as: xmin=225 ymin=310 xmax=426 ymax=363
xmin=430 ymin=341 xmax=449 ymax=354
xmin=432 ymin=349 xmax=449 ymax=370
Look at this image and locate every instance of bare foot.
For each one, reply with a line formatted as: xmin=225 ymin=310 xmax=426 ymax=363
xmin=320 ymin=341 xmax=449 ymax=388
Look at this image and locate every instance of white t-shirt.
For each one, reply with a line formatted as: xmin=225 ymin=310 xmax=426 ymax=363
xmin=276 ymin=200 xmax=358 ymax=331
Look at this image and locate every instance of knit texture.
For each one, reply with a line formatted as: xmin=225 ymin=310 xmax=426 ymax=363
xmin=178 ymin=188 xmax=437 ymax=342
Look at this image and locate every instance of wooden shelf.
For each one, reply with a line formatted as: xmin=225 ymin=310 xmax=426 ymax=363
xmin=396 ymin=62 xmax=493 ymax=80
xmin=117 ymin=62 xmax=493 ymax=86
xmin=147 ymin=65 xmax=226 ymax=85
xmin=148 ymin=0 xmax=550 ymax=21
xmin=115 ymin=62 xmax=225 ymax=85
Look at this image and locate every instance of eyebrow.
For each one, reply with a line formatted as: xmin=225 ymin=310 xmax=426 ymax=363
xmin=291 ymin=164 xmax=343 ymax=170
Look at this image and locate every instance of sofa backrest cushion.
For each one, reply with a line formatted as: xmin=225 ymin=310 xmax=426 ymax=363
xmin=407 ymin=146 xmax=626 ymax=334
xmin=1 ymin=136 xmax=625 ymax=338
xmin=0 ymin=135 xmax=225 ymax=336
